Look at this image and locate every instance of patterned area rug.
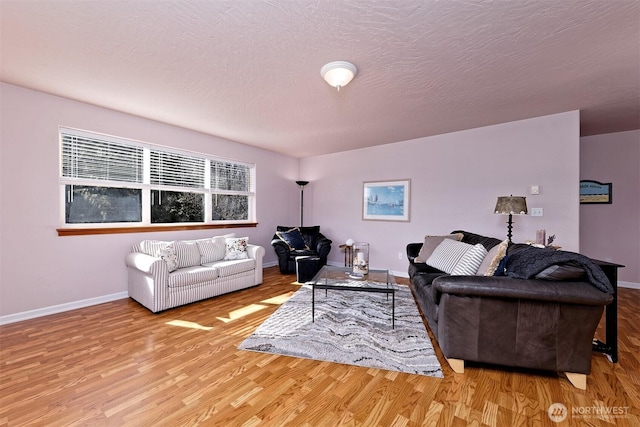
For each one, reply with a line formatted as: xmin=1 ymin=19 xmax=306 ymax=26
xmin=238 ymin=282 xmax=443 ymax=378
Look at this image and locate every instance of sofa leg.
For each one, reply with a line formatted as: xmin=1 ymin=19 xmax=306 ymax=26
xmin=564 ymin=372 xmax=587 ymax=390
xmin=447 ymin=358 xmax=465 ymax=373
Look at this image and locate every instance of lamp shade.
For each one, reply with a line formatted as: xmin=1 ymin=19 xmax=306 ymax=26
xmin=320 ymin=61 xmax=357 ymax=90
xmin=494 ymin=196 xmax=528 ymax=215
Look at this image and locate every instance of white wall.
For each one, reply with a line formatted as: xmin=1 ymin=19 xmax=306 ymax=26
xmin=0 ymin=84 xmax=585 ymax=320
xmin=580 ymin=130 xmax=640 ymax=284
xmin=301 ymin=111 xmax=581 ymax=275
xmin=0 ymin=83 xmax=298 ymax=318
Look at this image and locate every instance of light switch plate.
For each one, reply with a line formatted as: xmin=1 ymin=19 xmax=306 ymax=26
xmin=531 ymin=185 xmax=540 ymax=195
xmin=531 ymin=208 xmax=543 ymax=216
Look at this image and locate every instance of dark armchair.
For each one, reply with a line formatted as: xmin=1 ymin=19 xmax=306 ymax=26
xmin=271 ymin=226 xmax=332 ymax=274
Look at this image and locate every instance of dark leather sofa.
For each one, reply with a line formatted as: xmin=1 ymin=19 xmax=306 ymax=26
xmin=407 ymin=230 xmax=613 ymax=389
xmin=271 ymin=225 xmax=332 ymax=274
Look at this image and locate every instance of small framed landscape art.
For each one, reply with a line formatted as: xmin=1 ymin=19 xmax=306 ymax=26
xmin=362 ymin=179 xmax=410 ymax=222
xmin=580 ymin=180 xmax=612 ymax=204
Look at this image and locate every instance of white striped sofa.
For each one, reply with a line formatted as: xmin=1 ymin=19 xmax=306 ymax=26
xmin=125 ymin=234 xmax=265 ymax=313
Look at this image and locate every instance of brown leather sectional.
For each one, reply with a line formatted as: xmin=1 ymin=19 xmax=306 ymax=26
xmin=407 ymin=230 xmax=613 ymax=389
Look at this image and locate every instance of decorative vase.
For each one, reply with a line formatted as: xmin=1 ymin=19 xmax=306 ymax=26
xmin=352 ymin=242 xmax=369 ymax=275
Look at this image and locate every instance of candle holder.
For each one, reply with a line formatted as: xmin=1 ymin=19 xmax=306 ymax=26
xmin=352 ymin=242 xmax=369 ymax=275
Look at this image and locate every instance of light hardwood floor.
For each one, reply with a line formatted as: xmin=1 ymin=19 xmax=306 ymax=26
xmin=1 ymin=267 xmax=638 ymax=426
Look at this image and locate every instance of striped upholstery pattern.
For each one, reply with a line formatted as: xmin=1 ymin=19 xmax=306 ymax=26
xmin=166 ymin=270 xmax=256 ymax=310
xmin=205 ymin=258 xmax=255 ymax=277
xmin=168 ymin=265 xmax=220 ymax=288
xmin=426 ymin=239 xmax=474 ymax=274
xmin=126 ymin=236 xmax=264 ymax=313
xmin=173 ymin=240 xmax=201 ymax=268
xmin=139 ymin=240 xmax=170 ymax=257
xmin=451 ymin=243 xmax=488 ymax=275
xmin=197 ymin=236 xmax=227 ymax=264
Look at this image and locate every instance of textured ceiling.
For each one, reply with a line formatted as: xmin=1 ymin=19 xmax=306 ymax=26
xmin=1 ymin=0 xmax=639 ymax=158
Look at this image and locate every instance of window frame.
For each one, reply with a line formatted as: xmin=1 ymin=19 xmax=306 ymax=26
xmin=58 ymin=127 xmax=257 ymax=236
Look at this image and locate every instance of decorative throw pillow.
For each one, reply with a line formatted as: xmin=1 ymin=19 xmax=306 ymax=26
xmin=197 ymin=236 xmax=227 ymax=264
xmin=224 ymin=237 xmax=249 ymax=260
xmin=451 ymin=244 xmax=488 ymax=275
xmin=140 ymin=240 xmax=170 ymax=257
xmin=426 ymin=239 xmax=474 ymax=274
xmin=479 ymin=239 xmax=509 ymax=276
xmin=172 ymin=240 xmax=202 ymax=269
xmin=493 ymin=255 xmax=509 ymax=276
xmin=415 ymin=233 xmax=463 ymax=263
xmin=276 ymin=227 xmax=309 ymax=250
xmin=159 ymin=244 xmax=178 ymax=272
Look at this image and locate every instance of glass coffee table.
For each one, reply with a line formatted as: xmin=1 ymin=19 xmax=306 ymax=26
xmin=309 ymin=265 xmax=397 ymax=328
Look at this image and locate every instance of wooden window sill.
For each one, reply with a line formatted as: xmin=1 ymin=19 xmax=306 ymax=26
xmin=57 ymin=223 xmax=258 ymax=236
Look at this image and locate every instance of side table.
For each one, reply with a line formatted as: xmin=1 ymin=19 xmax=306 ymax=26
xmin=338 ymin=244 xmax=353 ymax=267
xmin=591 ymin=258 xmax=624 ymax=363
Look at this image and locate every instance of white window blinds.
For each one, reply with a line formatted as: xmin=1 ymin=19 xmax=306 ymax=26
xmin=150 ymin=150 xmax=206 ymax=189
xmin=60 ymin=127 xmax=256 ymax=227
xmin=211 ymin=161 xmax=254 ymax=192
xmin=61 ymin=132 xmax=143 ymax=183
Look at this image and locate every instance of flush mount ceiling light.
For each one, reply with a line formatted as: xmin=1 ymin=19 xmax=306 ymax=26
xmin=320 ymin=61 xmax=357 ymax=91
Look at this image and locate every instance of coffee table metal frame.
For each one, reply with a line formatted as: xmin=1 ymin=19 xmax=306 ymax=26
xmin=310 ymin=265 xmax=396 ymax=328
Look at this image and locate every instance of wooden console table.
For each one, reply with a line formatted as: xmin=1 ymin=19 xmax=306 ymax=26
xmin=592 ymin=259 xmax=624 ymax=363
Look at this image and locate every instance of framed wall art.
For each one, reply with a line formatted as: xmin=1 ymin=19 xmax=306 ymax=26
xmin=362 ymin=179 xmax=410 ymax=221
xmin=580 ymin=180 xmax=612 ymax=204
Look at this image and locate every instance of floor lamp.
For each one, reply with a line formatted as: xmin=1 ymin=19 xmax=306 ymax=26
xmin=296 ymin=180 xmax=309 ymax=227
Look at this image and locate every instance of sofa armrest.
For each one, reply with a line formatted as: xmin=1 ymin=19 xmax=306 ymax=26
xmin=246 ymin=244 xmax=265 ymax=260
xmin=432 ymin=275 xmax=613 ymax=306
xmin=406 ymin=243 xmax=422 ymax=263
xmin=125 ymin=252 xmax=167 ymax=275
xmin=246 ymin=244 xmax=265 ymax=285
xmin=125 ymin=252 xmax=170 ymax=312
xmin=313 ymin=235 xmax=332 ymax=258
xmin=271 ymin=238 xmax=290 ymax=253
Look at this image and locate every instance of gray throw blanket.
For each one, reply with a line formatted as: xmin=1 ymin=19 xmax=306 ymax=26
xmin=505 ymin=246 xmax=613 ymax=294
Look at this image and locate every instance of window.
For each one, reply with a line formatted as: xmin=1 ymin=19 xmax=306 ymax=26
xmin=60 ymin=127 xmax=256 ymax=229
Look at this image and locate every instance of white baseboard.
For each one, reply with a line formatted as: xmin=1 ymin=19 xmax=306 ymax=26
xmin=619 ymin=281 xmax=640 ymax=290
xmin=4 ymin=275 xmax=634 ymax=326
xmin=0 ymin=292 xmax=129 ymax=325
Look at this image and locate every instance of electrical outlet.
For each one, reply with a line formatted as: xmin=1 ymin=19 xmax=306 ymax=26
xmin=531 ymin=208 xmax=543 ymax=216
xmin=398 ymin=251 xmax=403 ymax=259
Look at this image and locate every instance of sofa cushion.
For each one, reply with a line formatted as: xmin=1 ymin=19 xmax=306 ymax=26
xmin=173 ymin=240 xmax=202 ymax=268
xmin=451 ymin=244 xmax=488 ymax=275
xmin=276 ymin=227 xmax=309 ymax=250
xmin=197 ymin=236 xmax=229 ymax=264
xmin=415 ymin=233 xmax=463 ymax=263
xmin=494 ymin=255 xmax=509 ymax=276
xmin=426 ymin=239 xmax=477 ymax=274
xmin=477 ymin=239 xmax=509 ymax=276
xmin=168 ymin=265 xmax=220 ymax=288
xmin=158 ymin=244 xmax=179 ymax=272
xmin=224 ymin=237 xmax=249 ymax=260
xmin=204 ymin=258 xmax=256 ymax=277
xmin=409 ymin=262 xmax=444 ymax=279
xmin=139 ymin=240 xmax=170 ymax=257
xmin=453 ymin=230 xmax=503 ymax=251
